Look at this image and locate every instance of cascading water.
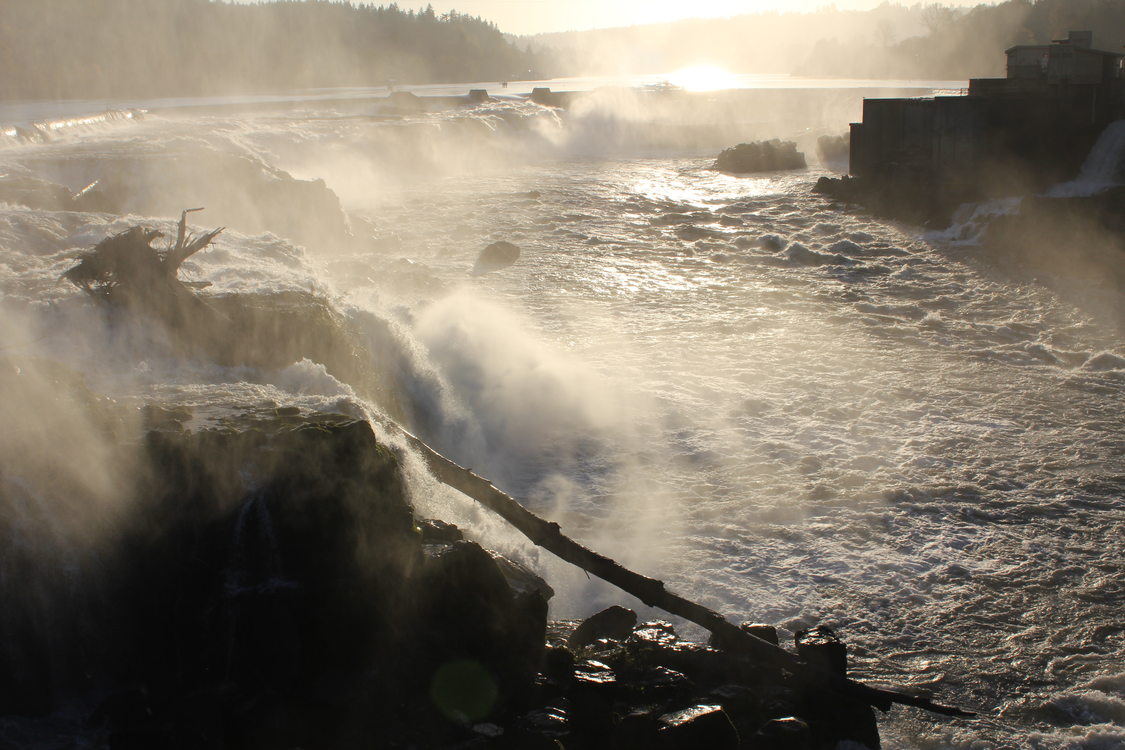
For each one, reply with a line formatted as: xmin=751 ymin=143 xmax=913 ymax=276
xmin=1 ymin=86 xmax=1123 ymax=749
xmin=1048 ymin=119 xmax=1125 ymax=197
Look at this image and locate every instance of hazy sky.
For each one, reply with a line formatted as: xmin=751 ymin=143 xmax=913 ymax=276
xmin=388 ymin=0 xmax=990 ymax=35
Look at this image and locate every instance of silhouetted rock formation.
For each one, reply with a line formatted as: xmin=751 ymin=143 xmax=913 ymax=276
xmin=473 ymin=240 xmax=521 ymax=274
xmin=0 ymin=397 xmax=894 ymax=748
xmin=62 ymin=225 xmax=402 ymax=414
xmin=26 ymin=149 xmax=353 ymax=250
xmin=714 ymin=140 xmax=807 ymax=174
xmin=0 ymin=409 xmax=554 ymax=747
xmin=531 ymin=617 xmax=882 ymax=749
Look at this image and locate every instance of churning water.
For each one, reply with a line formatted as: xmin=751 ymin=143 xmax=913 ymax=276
xmin=1 ymin=85 xmax=1123 ymax=748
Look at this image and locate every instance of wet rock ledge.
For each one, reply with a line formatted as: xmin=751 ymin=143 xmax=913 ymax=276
xmin=0 ymin=407 xmax=880 ymax=749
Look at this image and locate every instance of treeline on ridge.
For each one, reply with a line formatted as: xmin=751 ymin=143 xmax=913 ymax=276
xmin=0 ymin=0 xmax=541 ymax=101
xmin=531 ymin=0 xmax=1125 ymax=81
xmin=799 ymin=0 xmax=1125 ymax=80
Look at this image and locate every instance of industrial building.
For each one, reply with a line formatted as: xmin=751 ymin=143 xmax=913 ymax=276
xmin=849 ymin=32 xmax=1125 ymax=208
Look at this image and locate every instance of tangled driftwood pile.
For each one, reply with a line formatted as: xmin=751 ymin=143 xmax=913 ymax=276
xmin=64 ymin=208 xmax=222 ymax=300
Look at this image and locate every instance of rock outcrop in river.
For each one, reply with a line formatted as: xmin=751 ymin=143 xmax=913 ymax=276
xmin=0 ymin=404 xmax=554 ymax=748
xmin=714 ymin=140 xmax=807 ymax=174
xmin=0 ymin=392 xmax=886 ymax=748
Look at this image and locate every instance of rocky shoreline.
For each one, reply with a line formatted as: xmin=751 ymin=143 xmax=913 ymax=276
xmin=0 ymin=384 xmax=894 ymax=748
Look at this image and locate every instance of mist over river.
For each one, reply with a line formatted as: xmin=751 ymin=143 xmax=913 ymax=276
xmin=1 ymin=82 xmax=1123 ymax=748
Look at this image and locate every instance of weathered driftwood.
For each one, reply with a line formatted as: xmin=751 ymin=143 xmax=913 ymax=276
xmin=63 ymin=210 xmax=227 ymax=350
xmin=63 ymin=208 xmax=222 ymax=299
xmin=396 ymin=426 xmax=975 ymax=719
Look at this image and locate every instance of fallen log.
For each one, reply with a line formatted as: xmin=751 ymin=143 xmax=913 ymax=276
xmin=393 ymin=424 xmax=975 ymax=719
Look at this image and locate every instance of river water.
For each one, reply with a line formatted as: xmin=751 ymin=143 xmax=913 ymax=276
xmin=1 ymin=81 xmax=1123 ymax=748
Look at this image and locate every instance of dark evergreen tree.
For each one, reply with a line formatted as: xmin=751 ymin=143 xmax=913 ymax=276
xmin=0 ymin=0 xmax=540 ymax=100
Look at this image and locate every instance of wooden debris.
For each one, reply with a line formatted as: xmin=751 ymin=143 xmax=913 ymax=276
xmin=393 ymin=424 xmax=976 ymax=719
xmin=63 ymin=209 xmax=222 ymax=299
xmin=62 ymin=210 xmax=226 ymax=349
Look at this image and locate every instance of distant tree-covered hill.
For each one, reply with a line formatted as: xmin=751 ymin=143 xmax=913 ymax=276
xmin=798 ymin=0 xmax=1125 ymax=80
xmin=528 ymin=0 xmax=1125 ymax=81
xmin=0 ymin=0 xmax=540 ymax=101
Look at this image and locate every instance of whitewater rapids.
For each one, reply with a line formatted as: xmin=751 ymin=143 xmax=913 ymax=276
xmin=0 ymin=87 xmax=1122 ymax=749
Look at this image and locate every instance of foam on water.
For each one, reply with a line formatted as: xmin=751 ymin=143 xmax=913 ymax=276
xmin=0 ymin=95 xmax=1122 ymax=748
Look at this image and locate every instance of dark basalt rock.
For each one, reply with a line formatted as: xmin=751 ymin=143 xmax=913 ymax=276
xmin=791 ymin=627 xmax=881 ymax=750
xmin=383 ymin=91 xmax=426 ymax=114
xmin=795 ymin=625 xmax=847 ymax=676
xmin=0 ymin=173 xmax=77 ymax=210
xmin=517 ymin=616 xmax=884 ymax=750
xmin=21 ymin=149 xmax=353 ymax=250
xmin=623 ymin=665 xmax=694 ymax=705
xmin=0 ymin=410 xmax=553 ymax=748
xmin=656 ymin=704 xmax=739 ymax=750
xmin=710 ymin=621 xmax=780 ymax=650
xmin=754 ymin=716 xmax=814 ymax=750
xmin=813 ymin=175 xmax=954 ymax=226
xmin=472 ymin=240 xmax=521 ymax=274
xmin=569 ymin=660 xmax=618 ymax=733
xmin=568 ymin=605 xmax=637 ymax=650
xmin=511 ymin=705 xmax=571 ymax=748
xmin=540 ymin=644 xmax=577 ymax=685
xmin=419 ymin=517 xmax=466 ymax=543
xmin=1 ymin=360 xmax=888 ymax=748
xmin=416 ymin=539 xmax=551 ymax=717
xmin=629 ymin=620 xmax=681 ymax=650
xmin=714 ymin=140 xmax=806 ymax=174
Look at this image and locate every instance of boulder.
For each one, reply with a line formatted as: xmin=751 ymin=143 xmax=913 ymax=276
xmin=512 ymin=705 xmax=570 ymax=748
xmin=657 ymin=704 xmax=739 ymax=750
xmin=517 ymin=617 xmax=884 ymax=750
xmin=418 ymin=517 xmax=465 ymax=543
xmin=795 ymin=625 xmax=848 ymax=676
xmin=569 ymin=660 xmax=618 ymax=730
xmin=710 ymin=621 xmax=780 ymax=650
xmin=415 ymin=540 xmax=552 ymax=719
xmin=0 ymin=173 xmax=76 ymax=210
xmin=754 ymin=716 xmax=814 ymax=750
xmin=383 ymin=91 xmax=425 ymax=114
xmin=792 ymin=627 xmax=881 ymax=749
xmin=472 ymin=240 xmax=521 ymax=274
xmin=567 ymin=605 xmax=637 ymax=650
xmin=714 ymin=140 xmax=806 ymax=174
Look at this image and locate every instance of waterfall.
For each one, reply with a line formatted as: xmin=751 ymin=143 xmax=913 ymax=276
xmin=1047 ymin=119 xmax=1125 ymax=197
